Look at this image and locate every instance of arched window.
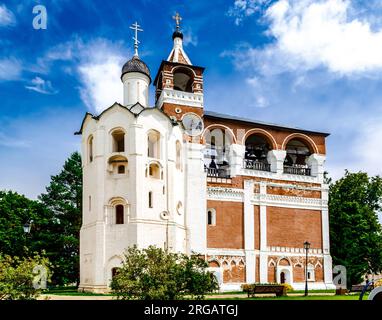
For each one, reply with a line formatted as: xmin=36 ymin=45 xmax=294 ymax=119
xmin=111 ymin=129 xmax=125 ymax=153
xmin=148 ymin=130 xmax=160 ymax=159
xmin=148 ymin=162 xmax=161 ymax=179
xmin=176 ymin=141 xmax=182 ymax=170
xmin=207 ymin=208 xmax=216 ymax=226
xmin=284 ymin=139 xmax=312 ymax=175
xmin=173 ymin=68 xmax=194 ymax=92
xmin=108 ymin=155 xmax=128 ymax=175
xmin=88 ymin=135 xmax=94 ymax=163
xmin=116 ymin=205 xmax=124 ymax=224
xmin=307 ymin=263 xmax=315 ymax=281
xmin=244 ymin=134 xmax=272 ymax=171
xmin=204 ymin=128 xmax=233 ymax=175
xmin=285 ymin=139 xmax=311 ymax=165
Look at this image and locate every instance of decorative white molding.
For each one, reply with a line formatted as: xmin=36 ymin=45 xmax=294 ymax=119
xmin=129 ymin=218 xmax=186 ymax=230
xmin=264 ymin=182 xmax=323 ymax=191
xmin=267 ymin=246 xmax=323 ymax=255
xmin=206 ymin=186 xmax=327 ymax=210
xmin=157 ymin=88 xmax=203 ymax=109
xmin=240 ymin=167 xmax=321 ymax=184
xmin=207 ymin=248 xmax=246 ymax=257
xmin=252 ymin=193 xmax=327 ymax=210
xmin=207 ymin=187 xmax=244 ymax=202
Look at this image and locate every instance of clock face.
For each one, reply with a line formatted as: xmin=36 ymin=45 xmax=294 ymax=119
xmin=182 ymin=113 xmax=204 ymax=136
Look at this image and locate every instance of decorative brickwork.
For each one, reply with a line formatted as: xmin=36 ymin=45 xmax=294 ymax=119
xmin=267 ymin=207 xmax=323 ymax=249
xmin=207 ymin=200 xmax=244 ymax=249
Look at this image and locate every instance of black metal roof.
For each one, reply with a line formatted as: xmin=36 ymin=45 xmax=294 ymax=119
xmin=172 ymin=30 xmax=183 ymax=40
xmin=121 ymin=55 xmax=151 ymax=83
xmin=204 ymin=110 xmax=330 ymax=137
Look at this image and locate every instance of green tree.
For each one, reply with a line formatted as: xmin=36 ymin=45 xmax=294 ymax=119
xmin=329 ymin=170 xmax=382 ymax=288
xmin=111 ymin=246 xmax=218 ymax=300
xmin=0 ymin=191 xmax=50 ymax=257
xmin=0 ymin=253 xmax=51 ymax=300
xmin=38 ymin=151 xmax=82 ymax=286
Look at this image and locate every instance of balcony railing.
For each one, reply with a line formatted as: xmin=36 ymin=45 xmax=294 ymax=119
xmin=243 ymin=159 xmax=271 ymax=172
xmin=206 ymin=167 xmax=231 ymax=178
xmin=283 ymin=165 xmax=311 ymax=176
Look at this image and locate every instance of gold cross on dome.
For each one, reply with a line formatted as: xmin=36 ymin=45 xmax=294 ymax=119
xmin=172 ymin=12 xmax=182 ymax=29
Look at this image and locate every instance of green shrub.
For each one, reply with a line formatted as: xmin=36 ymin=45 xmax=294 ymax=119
xmin=111 ymin=246 xmax=218 ymax=300
xmin=0 ymin=253 xmax=51 ymax=300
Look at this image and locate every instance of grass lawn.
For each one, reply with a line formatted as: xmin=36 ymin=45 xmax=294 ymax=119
xmin=207 ymin=294 xmax=366 ymax=300
xmin=208 ymin=289 xmax=336 ymax=295
xmin=42 ymin=287 xmax=367 ymax=300
xmin=42 ymin=286 xmax=113 ymax=296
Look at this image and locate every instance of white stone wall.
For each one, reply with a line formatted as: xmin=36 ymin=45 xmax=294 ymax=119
xmin=122 ymin=72 xmax=150 ymax=107
xmin=79 ymin=105 xmax=188 ymax=291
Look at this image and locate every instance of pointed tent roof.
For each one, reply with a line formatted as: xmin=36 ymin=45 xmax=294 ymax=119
xmin=167 ymin=15 xmax=192 ymax=65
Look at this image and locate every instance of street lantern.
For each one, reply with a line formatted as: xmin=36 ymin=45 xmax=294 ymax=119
xmin=304 ymin=241 xmax=311 ymax=297
xmin=23 ymin=220 xmax=33 ymax=234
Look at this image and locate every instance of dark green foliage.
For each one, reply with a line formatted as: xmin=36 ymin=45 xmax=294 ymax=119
xmin=111 ymin=246 xmax=218 ymax=300
xmin=329 ymin=170 xmax=382 ymax=288
xmin=0 ymin=191 xmax=49 ymax=256
xmin=38 ymin=151 xmax=82 ymax=285
xmin=0 ymin=152 xmax=82 ymax=286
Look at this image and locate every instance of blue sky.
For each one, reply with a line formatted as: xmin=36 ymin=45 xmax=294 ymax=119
xmin=1 ymin=0 xmax=382 ymax=200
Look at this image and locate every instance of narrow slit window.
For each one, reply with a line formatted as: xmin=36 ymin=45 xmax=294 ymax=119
xmin=149 ymin=192 xmax=153 ymax=208
xmin=116 ymin=205 xmax=124 ymax=224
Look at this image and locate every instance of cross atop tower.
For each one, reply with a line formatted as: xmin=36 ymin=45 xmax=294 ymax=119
xmin=172 ymin=12 xmax=182 ymax=30
xmin=129 ymin=22 xmax=143 ymax=57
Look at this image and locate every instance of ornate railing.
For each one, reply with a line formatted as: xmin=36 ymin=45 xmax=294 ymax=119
xmin=283 ymin=165 xmax=311 ymax=176
xmin=243 ymin=159 xmax=271 ymax=172
xmin=206 ymin=168 xmax=230 ymax=178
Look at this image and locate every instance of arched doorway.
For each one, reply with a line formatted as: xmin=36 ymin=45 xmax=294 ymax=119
xmin=280 ymin=272 xmax=286 ymax=284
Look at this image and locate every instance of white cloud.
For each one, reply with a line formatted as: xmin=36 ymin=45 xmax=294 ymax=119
xmin=246 ymin=77 xmax=269 ymax=107
xmin=40 ymin=38 xmax=128 ymax=113
xmin=228 ymin=0 xmax=272 ymax=25
xmin=351 ymin=118 xmax=382 ymax=176
xmin=0 ymin=4 xmax=16 ymax=27
xmin=0 ymin=58 xmax=21 ymax=81
xmin=76 ymin=40 xmax=125 ymax=113
xmin=25 ymin=77 xmax=58 ymax=94
xmin=228 ymin=0 xmax=382 ymax=76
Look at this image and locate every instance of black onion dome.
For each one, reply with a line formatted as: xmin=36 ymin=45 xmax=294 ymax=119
xmin=121 ymin=55 xmax=151 ymax=83
xmin=172 ymin=30 xmax=183 ymax=40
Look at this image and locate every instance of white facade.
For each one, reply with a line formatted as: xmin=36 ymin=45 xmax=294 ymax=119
xmin=79 ymin=103 xmax=198 ymax=292
xmin=79 ymin=26 xmax=335 ymax=293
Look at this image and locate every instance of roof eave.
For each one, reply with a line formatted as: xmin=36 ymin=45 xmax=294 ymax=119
xmin=204 ymin=112 xmax=330 ymax=137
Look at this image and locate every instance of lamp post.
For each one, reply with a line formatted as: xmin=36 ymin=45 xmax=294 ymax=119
xmin=23 ymin=220 xmax=33 ymax=255
xmin=23 ymin=220 xmax=33 ymax=234
xmin=304 ymin=241 xmax=311 ymax=297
